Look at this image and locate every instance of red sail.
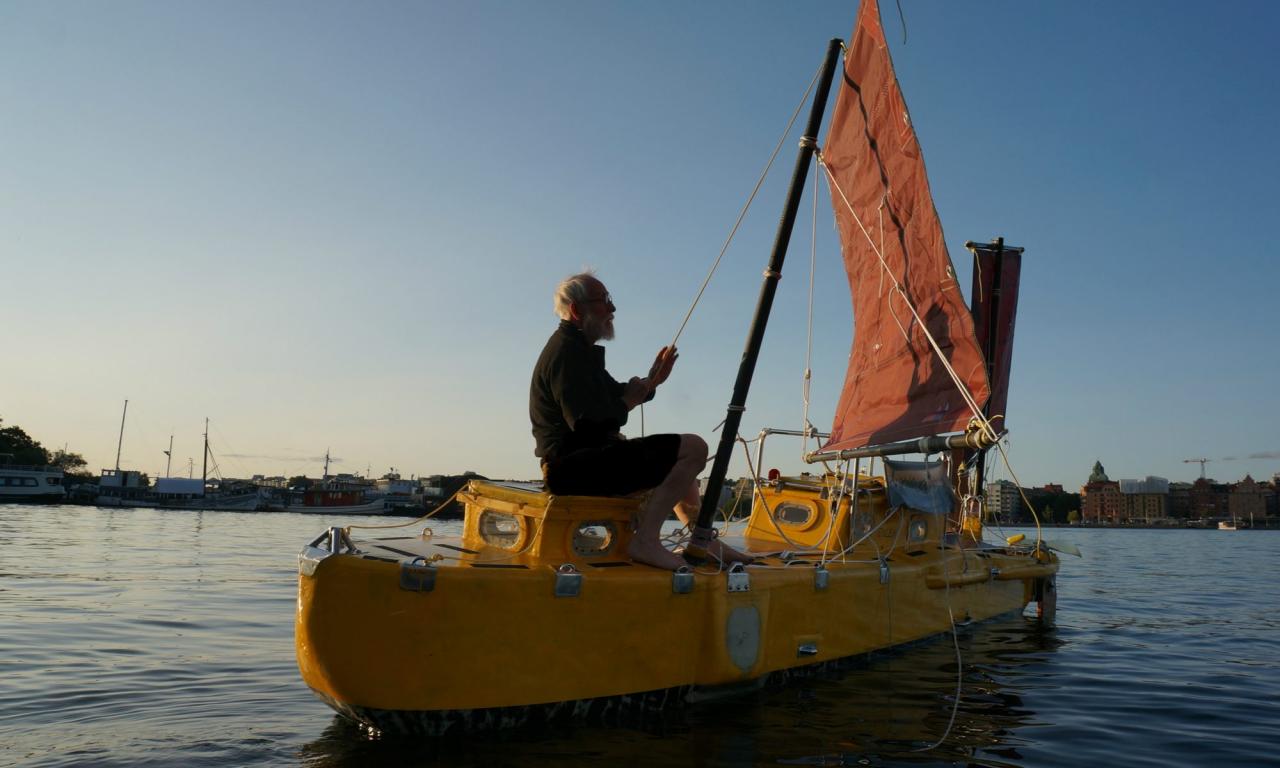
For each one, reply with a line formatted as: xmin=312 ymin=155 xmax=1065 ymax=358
xmin=820 ymin=0 xmax=990 ymax=452
xmin=969 ymin=244 xmax=1022 ymax=435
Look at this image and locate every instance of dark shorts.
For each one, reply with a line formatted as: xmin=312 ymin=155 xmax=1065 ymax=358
xmin=543 ymin=434 xmax=681 ymax=497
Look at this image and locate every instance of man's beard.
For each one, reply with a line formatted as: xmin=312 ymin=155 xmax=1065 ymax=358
xmin=584 ymin=314 xmax=614 ymax=342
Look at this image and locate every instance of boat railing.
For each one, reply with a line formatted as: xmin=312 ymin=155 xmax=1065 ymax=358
xmin=0 ymin=463 xmax=62 ymax=473
xmin=747 ymin=426 xmax=830 ymax=489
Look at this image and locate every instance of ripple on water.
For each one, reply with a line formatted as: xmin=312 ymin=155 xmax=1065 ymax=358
xmin=3 ymin=509 xmax=1280 ymax=767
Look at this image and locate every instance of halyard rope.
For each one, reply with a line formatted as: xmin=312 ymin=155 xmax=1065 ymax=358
xmin=669 ymin=58 xmax=825 ymax=350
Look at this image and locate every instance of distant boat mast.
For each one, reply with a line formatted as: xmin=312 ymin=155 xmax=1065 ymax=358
xmin=202 ymin=418 xmax=209 ymax=494
xmin=114 ymin=399 xmax=128 ymax=474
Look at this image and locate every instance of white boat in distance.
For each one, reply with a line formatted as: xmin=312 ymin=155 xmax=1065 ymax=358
xmin=0 ymin=462 xmax=67 ymax=503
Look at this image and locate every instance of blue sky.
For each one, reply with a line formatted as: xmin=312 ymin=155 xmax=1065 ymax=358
xmin=3 ymin=1 xmax=1277 ymax=488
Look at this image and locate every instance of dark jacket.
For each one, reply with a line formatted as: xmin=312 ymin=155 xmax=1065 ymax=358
xmin=530 ymin=321 xmax=639 ymax=461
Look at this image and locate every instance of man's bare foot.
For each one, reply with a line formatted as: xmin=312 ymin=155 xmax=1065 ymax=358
xmin=626 ymin=537 xmax=687 ymax=570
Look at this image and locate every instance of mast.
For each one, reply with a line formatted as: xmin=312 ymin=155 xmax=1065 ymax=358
xmin=164 ymin=434 xmax=173 ymax=478
xmin=201 ymin=418 xmax=208 ymax=495
xmin=690 ymin=38 xmax=844 ymax=554
xmin=114 ymin=399 xmax=128 ymax=473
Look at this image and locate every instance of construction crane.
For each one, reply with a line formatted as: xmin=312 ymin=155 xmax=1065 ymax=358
xmin=1183 ymin=458 xmax=1211 ymax=480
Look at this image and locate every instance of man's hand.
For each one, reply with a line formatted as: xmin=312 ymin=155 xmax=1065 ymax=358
xmin=622 ymin=376 xmax=651 ymax=410
xmin=648 ymin=346 xmax=678 ymax=389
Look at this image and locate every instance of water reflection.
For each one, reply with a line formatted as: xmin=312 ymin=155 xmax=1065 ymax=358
xmin=296 ymin=616 xmax=1063 ymax=768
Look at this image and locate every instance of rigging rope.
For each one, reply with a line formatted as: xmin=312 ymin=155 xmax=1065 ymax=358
xmin=801 ymin=156 xmax=819 ymax=457
xmin=668 ymin=59 xmax=826 ymax=350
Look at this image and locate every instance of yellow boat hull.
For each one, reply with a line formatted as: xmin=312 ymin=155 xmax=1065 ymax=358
xmin=295 ymin=480 xmax=1058 ymax=733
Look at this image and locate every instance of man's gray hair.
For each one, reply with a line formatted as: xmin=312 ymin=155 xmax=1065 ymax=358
xmin=553 ymin=271 xmax=597 ymax=321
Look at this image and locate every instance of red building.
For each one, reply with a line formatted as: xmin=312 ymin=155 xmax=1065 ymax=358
xmin=1081 ymin=461 xmax=1122 ymax=524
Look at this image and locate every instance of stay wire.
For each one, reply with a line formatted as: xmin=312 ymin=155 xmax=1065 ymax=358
xmin=669 ymin=59 xmax=825 ymax=350
xmin=801 ymin=156 xmax=819 ymax=457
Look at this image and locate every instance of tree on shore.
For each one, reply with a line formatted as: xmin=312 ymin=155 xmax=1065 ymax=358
xmin=49 ymin=448 xmax=93 ymax=480
xmin=0 ymin=418 xmax=51 ymax=465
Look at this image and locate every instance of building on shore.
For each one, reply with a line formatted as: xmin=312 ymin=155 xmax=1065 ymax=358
xmin=1081 ymin=460 xmax=1122 ymax=524
xmin=1118 ymin=476 xmax=1170 ymax=524
xmin=985 ymin=479 xmax=1021 ymax=522
xmin=1189 ymin=478 xmax=1230 ymax=520
xmin=1228 ymin=475 xmax=1267 ymax=525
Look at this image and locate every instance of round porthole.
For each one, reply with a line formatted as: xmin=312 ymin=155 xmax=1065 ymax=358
xmin=478 ymin=510 xmax=522 ymax=549
xmin=572 ymin=521 xmax=616 ymax=556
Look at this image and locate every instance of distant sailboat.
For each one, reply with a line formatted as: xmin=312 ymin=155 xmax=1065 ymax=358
xmin=96 ymin=411 xmax=265 ymax=511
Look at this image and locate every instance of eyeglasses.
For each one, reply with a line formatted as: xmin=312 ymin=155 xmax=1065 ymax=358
xmin=583 ymin=293 xmax=614 ymax=306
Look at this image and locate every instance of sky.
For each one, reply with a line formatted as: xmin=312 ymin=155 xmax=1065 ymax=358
xmin=3 ymin=0 xmax=1278 ymax=489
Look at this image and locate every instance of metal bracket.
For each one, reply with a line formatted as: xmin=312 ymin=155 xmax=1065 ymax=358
xmin=727 ymin=562 xmax=751 ymax=593
xmin=672 ymin=565 xmax=694 ymax=595
xmin=399 ymin=557 xmax=437 ymax=592
xmin=299 ymin=527 xmax=356 ymax=576
xmin=814 ymin=564 xmax=829 ymax=591
xmin=554 ymin=563 xmax=582 ymax=597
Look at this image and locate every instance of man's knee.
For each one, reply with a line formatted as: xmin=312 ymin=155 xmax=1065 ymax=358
xmin=679 ymin=433 xmax=708 ymax=464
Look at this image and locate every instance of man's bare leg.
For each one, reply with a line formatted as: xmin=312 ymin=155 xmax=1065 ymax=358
xmin=627 ymin=434 xmax=706 ymax=570
xmin=673 ymin=481 xmax=753 ymax=564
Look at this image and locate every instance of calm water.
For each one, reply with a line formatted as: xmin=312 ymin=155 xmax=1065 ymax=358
xmin=2 ymin=504 xmax=1278 ymax=767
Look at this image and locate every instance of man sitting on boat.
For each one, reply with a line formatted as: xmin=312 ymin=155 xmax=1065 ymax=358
xmin=530 ymin=272 xmax=751 ymax=570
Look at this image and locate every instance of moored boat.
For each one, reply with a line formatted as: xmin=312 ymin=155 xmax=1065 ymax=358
xmin=0 ymin=462 xmax=67 ymax=503
xmin=296 ymin=0 xmax=1065 ymax=735
xmin=284 ymin=450 xmax=390 ymax=515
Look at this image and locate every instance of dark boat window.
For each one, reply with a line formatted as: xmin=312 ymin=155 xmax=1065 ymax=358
xmin=773 ymin=502 xmax=814 ymax=527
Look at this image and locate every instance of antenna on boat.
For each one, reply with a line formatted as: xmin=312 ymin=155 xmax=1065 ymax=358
xmin=689 ymin=38 xmax=844 ymax=563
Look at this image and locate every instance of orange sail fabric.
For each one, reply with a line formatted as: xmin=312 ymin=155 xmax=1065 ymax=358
xmin=820 ymin=0 xmax=990 ymax=452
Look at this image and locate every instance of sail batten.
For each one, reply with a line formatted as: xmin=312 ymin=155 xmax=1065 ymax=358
xmin=820 ymin=0 xmax=990 ymax=454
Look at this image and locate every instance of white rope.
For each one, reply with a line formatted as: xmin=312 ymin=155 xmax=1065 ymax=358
xmin=669 ymin=59 xmax=825 ymax=349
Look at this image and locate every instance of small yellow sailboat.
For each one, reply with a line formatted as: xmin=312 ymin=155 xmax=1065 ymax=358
xmin=296 ymin=0 xmax=1062 ymax=735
